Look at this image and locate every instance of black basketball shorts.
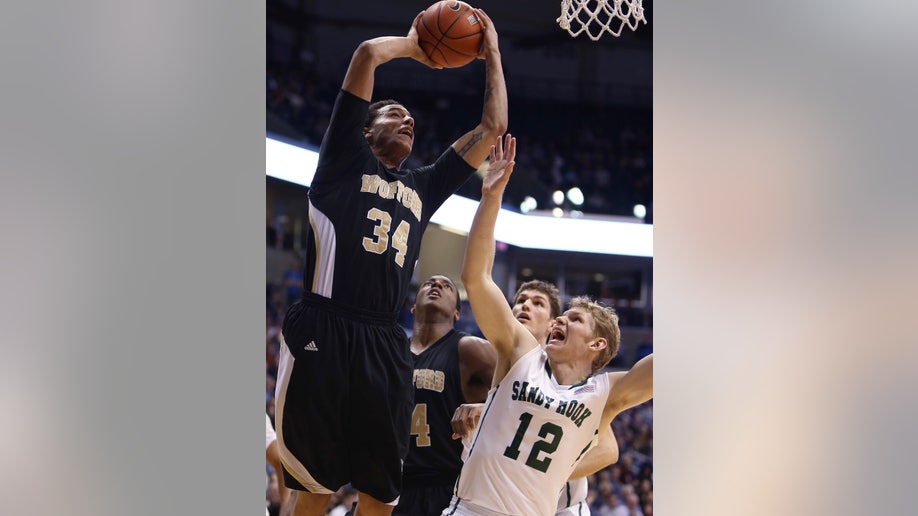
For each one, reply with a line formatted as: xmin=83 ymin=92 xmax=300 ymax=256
xmin=393 ymin=483 xmax=457 ymax=516
xmin=275 ymin=294 xmax=414 ymax=504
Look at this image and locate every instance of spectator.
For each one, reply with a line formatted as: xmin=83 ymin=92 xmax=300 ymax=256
xmin=597 ymin=492 xmax=627 ymax=516
xmin=623 ymin=492 xmax=644 ymax=516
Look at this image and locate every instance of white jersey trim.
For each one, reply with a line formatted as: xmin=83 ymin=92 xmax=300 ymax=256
xmin=307 ymin=200 xmax=335 ymax=297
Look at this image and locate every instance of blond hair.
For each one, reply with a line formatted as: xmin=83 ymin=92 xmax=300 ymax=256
xmin=568 ymin=296 xmax=620 ymax=373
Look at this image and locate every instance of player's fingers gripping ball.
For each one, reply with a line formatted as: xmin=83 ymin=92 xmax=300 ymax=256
xmin=417 ymin=1 xmax=484 ymax=68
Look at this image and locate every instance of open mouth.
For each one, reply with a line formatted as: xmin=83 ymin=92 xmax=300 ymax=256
xmin=516 ymin=313 xmax=530 ymax=322
xmin=549 ymin=328 xmax=566 ymax=342
xmin=399 ymin=128 xmax=413 ymax=139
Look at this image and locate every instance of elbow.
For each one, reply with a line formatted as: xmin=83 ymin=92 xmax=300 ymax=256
xmin=460 ymin=270 xmax=476 ymax=288
xmin=352 ymin=41 xmax=379 ymax=65
xmin=460 ymin=271 xmax=486 ymax=292
xmin=481 ymin=118 xmax=508 ymax=139
xmin=601 ymin=446 xmax=619 ymax=466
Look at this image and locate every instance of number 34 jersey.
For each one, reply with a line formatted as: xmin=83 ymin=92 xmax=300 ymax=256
xmin=304 ymin=90 xmax=476 ymax=314
xmin=451 ymin=346 xmax=611 ymax=516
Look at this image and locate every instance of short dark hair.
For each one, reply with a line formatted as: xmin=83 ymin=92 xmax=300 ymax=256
xmin=513 ymin=280 xmax=562 ymax=319
xmin=443 ymin=276 xmax=461 ymax=313
xmin=365 ymin=99 xmax=401 ymax=129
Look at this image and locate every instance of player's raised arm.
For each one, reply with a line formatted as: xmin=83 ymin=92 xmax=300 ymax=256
xmin=585 ymin=354 xmax=652 ymax=476
xmin=604 ymin=353 xmax=654 ymax=418
xmin=451 ymin=9 xmax=508 ymax=168
xmin=461 ymin=135 xmax=533 ymax=365
xmin=342 ymin=12 xmax=442 ymax=101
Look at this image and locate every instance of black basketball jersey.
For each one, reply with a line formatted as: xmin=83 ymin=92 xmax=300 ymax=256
xmin=302 ymin=90 xmax=476 ymax=314
xmin=404 ymin=329 xmax=468 ymax=485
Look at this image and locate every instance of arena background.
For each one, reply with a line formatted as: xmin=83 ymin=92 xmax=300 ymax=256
xmin=3 ymin=0 xmax=918 ymax=515
xmin=265 ymin=1 xmax=654 ymax=512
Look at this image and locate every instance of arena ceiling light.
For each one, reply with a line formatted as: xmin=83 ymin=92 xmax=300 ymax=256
xmin=520 ymin=196 xmax=538 ymax=214
xmin=266 ymin=137 xmax=318 ymax=185
xmin=567 ymin=187 xmax=584 ymax=206
xmin=266 ymin=137 xmax=653 ymax=257
xmin=633 ymin=204 xmax=647 ymax=219
xmin=552 ymin=190 xmax=565 ymax=206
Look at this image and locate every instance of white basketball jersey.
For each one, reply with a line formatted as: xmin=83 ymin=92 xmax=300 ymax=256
xmin=556 ymin=477 xmax=590 ymax=515
xmin=447 ymin=346 xmax=609 ymax=516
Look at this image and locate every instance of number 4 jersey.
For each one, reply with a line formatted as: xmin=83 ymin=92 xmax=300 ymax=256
xmin=446 ymin=346 xmax=611 ymax=516
xmin=304 ymin=90 xmax=476 ymax=314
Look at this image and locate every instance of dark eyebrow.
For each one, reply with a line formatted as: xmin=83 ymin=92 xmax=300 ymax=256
xmin=385 ymin=107 xmax=409 ymax=117
xmin=424 ymin=278 xmax=454 ymax=288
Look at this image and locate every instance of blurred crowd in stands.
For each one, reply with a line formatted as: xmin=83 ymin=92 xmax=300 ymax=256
xmin=267 ymin=65 xmax=652 ymax=220
xmin=266 ymin=271 xmax=653 ymax=515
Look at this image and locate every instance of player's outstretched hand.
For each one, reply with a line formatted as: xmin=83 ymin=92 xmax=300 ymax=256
xmin=451 ymin=403 xmax=485 ymax=440
xmin=481 ymin=133 xmax=516 ymax=198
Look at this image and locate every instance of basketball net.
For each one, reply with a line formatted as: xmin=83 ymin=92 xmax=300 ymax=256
xmin=557 ymin=0 xmax=646 ymax=40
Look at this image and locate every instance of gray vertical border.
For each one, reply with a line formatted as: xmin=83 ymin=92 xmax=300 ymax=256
xmin=655 ymin=1 xmax=918 ymax=515
xmin=0 ymin=2 xmax=265 ymax=515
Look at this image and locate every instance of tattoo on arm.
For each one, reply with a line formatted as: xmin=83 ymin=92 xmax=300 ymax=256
xmin=457 ymin=131 xmax=484 ymax=157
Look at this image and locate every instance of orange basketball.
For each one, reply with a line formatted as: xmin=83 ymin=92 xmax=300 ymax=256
xmin=417 ymin=1 xmax=484 ymax=68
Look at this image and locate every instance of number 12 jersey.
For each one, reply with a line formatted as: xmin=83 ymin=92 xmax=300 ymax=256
xmin=447 ymin=346 xmax=610 ymax=516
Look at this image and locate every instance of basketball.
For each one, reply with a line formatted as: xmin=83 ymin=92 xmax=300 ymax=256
xmin=417 ymin=1 xmax=484 ymax=68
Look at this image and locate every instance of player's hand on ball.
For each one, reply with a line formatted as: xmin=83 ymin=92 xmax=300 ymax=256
xmin=408 ymin=11 xmax=444 ymax=69
xmin=475 ymin=9 xmax=498 ymax=60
